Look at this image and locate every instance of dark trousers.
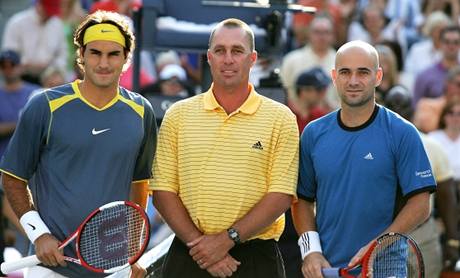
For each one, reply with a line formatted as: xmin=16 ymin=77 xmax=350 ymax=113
xmin=162 ymin=236 xmax=286 ymax=278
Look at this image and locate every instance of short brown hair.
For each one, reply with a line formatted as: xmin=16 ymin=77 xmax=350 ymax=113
xmin=208 ymin=18 xmax=255 ymax=52
xmin=439 ymin=101 xmax=460 ymax=129
xmin=74 ymin=11 xmax=135 ymax=71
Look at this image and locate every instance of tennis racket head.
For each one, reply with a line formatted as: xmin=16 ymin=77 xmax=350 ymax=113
xmin=361 ymin=232 xmax=424 ymax=278
xmin=75 ymin=201 xmax=150 ymax=273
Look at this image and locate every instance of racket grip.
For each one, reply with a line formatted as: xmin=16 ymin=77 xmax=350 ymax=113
xmin=322 ymin=267 xmax=340 ymax=278
xmin=1 ymin=255 xmax=41 ymax=274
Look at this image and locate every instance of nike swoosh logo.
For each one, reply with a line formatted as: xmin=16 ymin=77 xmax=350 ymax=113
xmin=92 ymin=128 xmax=111 ymax=135
xmin=28 ymin=223 xmax=36 ymax=230
xmin=101 ymin=30 xmax=114 ymax=33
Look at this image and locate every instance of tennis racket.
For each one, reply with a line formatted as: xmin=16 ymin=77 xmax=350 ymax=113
xmin=322 ymin=232 xmax=424 ymax=278
xmin=1 ymin=201 xmax=150 ymax=274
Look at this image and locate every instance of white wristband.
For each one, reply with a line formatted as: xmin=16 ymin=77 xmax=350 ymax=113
xmin=20 ymin=210 xmax=51 ymax=244
xmin=298 ymin=231 xmax=322 ymax=260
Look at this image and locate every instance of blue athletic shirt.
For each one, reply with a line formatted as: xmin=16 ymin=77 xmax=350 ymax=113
xmin=297 ymin=105 xmax=436 ymax=268
xmin=0 ymin=80 xmax=157 ymax=277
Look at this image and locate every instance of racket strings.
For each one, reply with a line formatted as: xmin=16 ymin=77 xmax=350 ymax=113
xmin=78 ymin=204 xmax=148 ymax=271
xmin=366 ymin=235 xmax=423 ymax=278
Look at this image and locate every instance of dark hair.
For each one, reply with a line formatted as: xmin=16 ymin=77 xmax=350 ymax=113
xmin=438 ymin=101 xmax=460 ymax=129
xmin=73 ymin=11 xmax=135 ymax=71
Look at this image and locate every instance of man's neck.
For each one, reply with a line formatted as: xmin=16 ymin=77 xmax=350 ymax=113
xmin=79 ymin=80 xmax=119 ymax=108
xmin=4 ymin=80 xmax=23 ymax=92
xmin=442 ymin=58 xmax=459 ymax=69
xmin=312 ymin=46 xmax=329 ymax=58
xmin=340 ymin=102 xmax=375 ymax=128
xmin=212 ymin=84 xmax=250 ymax=115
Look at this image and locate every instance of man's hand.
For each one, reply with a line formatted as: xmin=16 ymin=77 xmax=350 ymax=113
xmin=187 ymin=232 xmax=234 ymax=269
xmin=130 ymin=262 xmax=147 ymax=278
xmin=206 ymin=254 xmax=241 ymax=278
xmin=348 ymin=240 xmax=374 ymax=267
xmin=301 ymin=252 xmax=330 ymax=278
xmin=34 ymin=233 xmax=66 ymax=267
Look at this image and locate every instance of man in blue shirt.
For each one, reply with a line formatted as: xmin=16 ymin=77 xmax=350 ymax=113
xmin=0 ymin=11 xmax=156 ymax=278
xmin=0 ymin=50 xmax=39 ymax=158
xmin=292 ymin=40 xmax=436 ymax=278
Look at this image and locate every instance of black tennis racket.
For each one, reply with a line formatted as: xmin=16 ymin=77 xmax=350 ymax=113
xmin=322 ymin=232 xmax=424 ymax=278
xmin=1 ymin=201 xmax=150 ymax=274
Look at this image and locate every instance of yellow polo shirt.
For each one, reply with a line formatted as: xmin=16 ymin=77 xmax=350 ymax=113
xmin=150 ymin=84 xmax=299 ymax=240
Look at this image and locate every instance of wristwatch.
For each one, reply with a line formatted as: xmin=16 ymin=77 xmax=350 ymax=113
xmin=227 ymin=227 xmax=241 ymax=245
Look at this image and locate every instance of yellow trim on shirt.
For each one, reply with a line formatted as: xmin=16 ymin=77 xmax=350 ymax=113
xmin=49 ymin=94 xmax=79 ymax=113
xmin=0 ymin=169 xmax=28 ymax=183
xmin=118 ymin=96 xmax=144 ymax=118
xmin=71 ymin=80 xmax=120 ymax=111
xmin=203 ymin=83 xmax=261 ymax=115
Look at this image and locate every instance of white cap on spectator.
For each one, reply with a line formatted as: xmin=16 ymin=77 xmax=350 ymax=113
xmin=156 ymin=50 xmax=181 ymax=69
xmin=160 ymin=64 xmax=187 ymax=81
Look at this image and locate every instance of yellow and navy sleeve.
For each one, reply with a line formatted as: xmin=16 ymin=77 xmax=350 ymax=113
xmin=0 ymin=92 xmax=50 ymax=181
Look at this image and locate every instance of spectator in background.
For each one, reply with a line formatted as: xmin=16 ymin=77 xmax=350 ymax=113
xmin=413 ymin=66 xmax=460 ymax=133
xmin=348 ymin=4 xmax=405 ymax=51
xmin=375 ymin=44 xmax=403 ymax=104
xmin=0 ymin=50 xmax=39 ymax=262
xmin=2 ymin=0 xmax=67 ymax=85
xmin=424 ymin=0 xmax=460 ymax=25
xmin=140 ymin=64 xmax=193 ymax=97
xmin=90 ymin=0 xmax=142 ymax=16
xmin=291 ymin=0 xmax=348 ymax=48
xmin=288 ymin=67 xmax=330 ymax=133
xmin=0 ymin=50 xmax=40 ymax=158
xmin=413 ymin=25 xmax=460 ymax=107
xmin=405 ymin=11 xmax=452 ymax=79
xmin=384 ymin=87 xmax=459 ymax=276
xmin=60 ymin=0 xmax=86 ymax=80
xmin=384 ymin=0 xmax=424 ymax=48
xmin=40 ymin=65 xmax=67 ymax=89
xmin=281 ymin=15 xmax=337 ymax=109
xmin=429 ymin=102 xmax=460 ymax=204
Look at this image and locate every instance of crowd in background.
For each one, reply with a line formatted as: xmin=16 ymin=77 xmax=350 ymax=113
xmin=1 ymin=0 xmax=460 ymax=277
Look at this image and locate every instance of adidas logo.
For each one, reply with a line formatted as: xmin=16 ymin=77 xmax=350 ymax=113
xmin=364 ymin=152 xmax=374 ymax=160
xmin=252 ymin=141 xmax=263 ymax=150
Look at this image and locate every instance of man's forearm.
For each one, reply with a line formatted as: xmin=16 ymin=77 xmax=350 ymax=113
xmin=1 ymin=172 xmax=34 ymax=218
xmin=232 ymin=192 xmax=293 ymax=242
xmin=153 ymin=190 xmax=202 ymax=243
xmin=130 ymin=181 xmax=149 ymax=210
xmin=384 ymin=192 xmax=431 ymax=234
xmin=291 ymin=198 xmax=317 ymax=234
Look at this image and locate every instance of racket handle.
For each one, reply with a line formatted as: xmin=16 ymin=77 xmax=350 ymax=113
xmin=1 ymin=255 xmax=41 ymax=274
xmin=322 ymin=267 xmax=340 ymax=278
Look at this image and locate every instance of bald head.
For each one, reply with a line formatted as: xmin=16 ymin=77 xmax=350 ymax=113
xmin=335 ymin=40 xmax=380 ymax=70
xmin=332 ymin=40 xmax=383 ymax=109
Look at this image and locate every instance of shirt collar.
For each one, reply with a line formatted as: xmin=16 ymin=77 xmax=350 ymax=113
xmin=203 ymin=83 xmax=261 ymax=115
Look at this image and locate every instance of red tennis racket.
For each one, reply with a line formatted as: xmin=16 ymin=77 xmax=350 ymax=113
xmin=1 ymin=201 xmax=150 ymax=274
xmin=322 ymin=232 xmax=424 ymax=278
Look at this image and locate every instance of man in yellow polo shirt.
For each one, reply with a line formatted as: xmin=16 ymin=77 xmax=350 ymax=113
xmin=150 ymin=18 xmax=299 ymax=278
